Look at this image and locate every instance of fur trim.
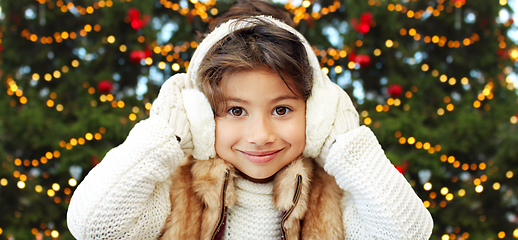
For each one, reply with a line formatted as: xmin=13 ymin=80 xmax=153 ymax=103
xmin=301 ymin=165 xmax=344 ymax=239
xmin=159 ymin=157 xmax=203 ymax=240
xmin=273 ymin=157 xmax=313 ymax=239
xmin=161 ymin=156 xmax=344 ymax=240
xmin=183 ymin=16 xmax=339 ymax=161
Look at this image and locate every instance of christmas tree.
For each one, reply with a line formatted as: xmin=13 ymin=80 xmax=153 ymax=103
xmin=1 ymin=0 xmax=517 ymax=239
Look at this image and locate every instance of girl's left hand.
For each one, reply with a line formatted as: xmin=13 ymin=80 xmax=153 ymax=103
xmin=315 ymin=83 xmax=360 ymax=166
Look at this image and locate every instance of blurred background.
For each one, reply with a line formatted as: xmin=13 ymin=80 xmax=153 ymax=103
xmin=1 ymin=0 xmax=518 ymax=239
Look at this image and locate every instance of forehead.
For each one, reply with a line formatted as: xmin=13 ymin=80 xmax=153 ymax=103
xmin=221 ymin=68 xmax=300 ymax=101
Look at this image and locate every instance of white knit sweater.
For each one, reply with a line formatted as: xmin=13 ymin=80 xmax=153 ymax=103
xmin=223 ymin=177 xmax=281 ymax=240
xmin=67 ymin=117 xmax=433 ymax=239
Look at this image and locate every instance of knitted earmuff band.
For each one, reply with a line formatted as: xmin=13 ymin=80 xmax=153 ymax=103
xmin=182 ymin=16 xmax=339 ymax=160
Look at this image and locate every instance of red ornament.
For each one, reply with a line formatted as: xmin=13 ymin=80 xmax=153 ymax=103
xmin=98 ymin=80 xmax=114 ymax=94
xmin=352 ymin=12 xmax=373 ymax=34
xmin=131 ymin=19 xmax=145 ymax=31
xmin=394 ymin=160 xmax=409 ymax=175
xmin=348 ymin=52 xmax=356 ymax=62
xmin=356 ymin=22 xmax=370 ymax=35
xmin=127 ymin=8 xmax=149 ymax=30
xmin=387 ymin=84 xmax=403 ymax=98
xmin=129 ymin=50 xmax=146 ymax=64
xmin=360 ymin=12 xmax=373 ymax=24
xmin=355 ymin=54 xmax=371 ymax=68
xmin=0 ymin=44 xmax=3 ymax=51
xmin=128 ymin=8 xmax=141 ymax=21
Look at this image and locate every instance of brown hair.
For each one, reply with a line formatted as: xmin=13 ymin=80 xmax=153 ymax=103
xmin=196 ymin=19 xmax=313 ymax=115
xmin=207 ymin=0 xmax=295 ymax=33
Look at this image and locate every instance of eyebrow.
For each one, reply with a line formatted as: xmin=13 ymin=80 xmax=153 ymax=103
xmin=225 ymin=95 xmax=301 ymax=104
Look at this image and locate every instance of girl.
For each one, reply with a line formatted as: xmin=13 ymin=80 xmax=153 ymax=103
xmin=67 ymin=2 xmax=433 ymax=239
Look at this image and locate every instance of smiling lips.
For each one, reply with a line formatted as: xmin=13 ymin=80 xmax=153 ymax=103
xmin=239 ymin=149 xmax=283 ymax=164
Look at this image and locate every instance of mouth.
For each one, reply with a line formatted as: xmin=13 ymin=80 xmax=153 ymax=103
xmin=239 ymin=149 xmax=283 ymax=164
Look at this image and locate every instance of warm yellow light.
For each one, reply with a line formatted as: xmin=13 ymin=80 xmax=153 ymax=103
xmin=84 ymin=24 xmax=92 ymax=32
xmin=348 ymin=61 xmax=356 ymax=69
xmin=129 ymin=113 xmax=137 ymax=121
xmin=95 ymin=133 xmax=102 ymax=140
xmin=335 ymin=66 xmax=343 ymax=74
xmin=322 ymin=67 xmax=329 ymax=75
xmin=421 ymin=64 xmax=429 ymax=71
xmin=35 ymin=185 xmax=43 ymax=192
xmin=158 ymin=61 xmax=166 ymax=70
xmin=513 ymin=228 xmax=518 ymax=238
xmin=475 ymin=185 xmax=484 ymax=193
xmin=373 ymin=49 xmax=381 ymax=56
xmin=385 ymin=39 xmax=394 ymax=48
xmin=107 ymin=35 xmax=115 ymax=44
xmin=498 ymin=231 xmax=505 ymax=239
xmin=44 ymin=73 xmax=52 ymax=81
xmin=439 ymin=74 xmax=447 ymax=82
xmin=69 ymin=178 xmax=77 ymax=187
xmin=17 ymin=181 xmax=26 ymax=189
xmin=72 ymin=60 xmax=79 ymax=67
xmin=407 ymin=137 xmax=415 ymax=145
xmin=511 ymin=116 xmax=518 ymax=124
xmin=0 ymin=178 xmax=7 ymax=186
xmin=448 ymin=78 xmax=456 ymax=85
xmin=119 ymin=44 xmax=127 ymax=52
xmin=441 ymin=234 xmax=449 ymax=240
xmin=437 ymin=108 xmax=445 ymax=116
xmin=302 ymin=0 xmax=311 ymax=8
xmin=51 ymin=230 xmax=59 ymax=238
xmin=446 ymin=104 xmax=454 ymax=111
xmin=445 ymin=193 xmax=453 ymax=201
xmin=145 ymin=102 xmax=152 ymax=110
xmin=172 ymin=63 xmax=181 ymax=71
xmin=47 ymin=189 xmax=55 ymax=197
xmin=84 ymin=133 xmax=93 ymax=141
xmin=440 ymin=187 xmax=449 ymax=195
xmin=375 ymin=105 xmax=383 ymax=112
xmin=507 ymin=171 xmax=514 ymax=178
xmin=473 ymin=178 xmax=481 ymax=186
xmin=32 ymin=73 xmax=40 ymax=81
xmin=493 ymin=182 xmax=501 ymax=190
xmin=423 ymin=182 xmax=432 ymax=191
xmin=52 ymin=183 xmax=60 ymax=191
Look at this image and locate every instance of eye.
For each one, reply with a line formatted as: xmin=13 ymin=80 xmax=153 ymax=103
xmin=273 ymin=107 xmax=290 ymax=116
xmin=228 ymin=107 xmax=246 ymax=116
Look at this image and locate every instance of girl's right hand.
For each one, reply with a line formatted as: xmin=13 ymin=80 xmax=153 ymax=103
xmin=150 ymin=73 xmax=194 ymax=156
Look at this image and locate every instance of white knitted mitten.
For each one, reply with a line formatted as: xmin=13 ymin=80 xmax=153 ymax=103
xmin=150 ymin=73 xmax=193 ymax=156
xmin=315 ymin=83 xmax=360 ymax=166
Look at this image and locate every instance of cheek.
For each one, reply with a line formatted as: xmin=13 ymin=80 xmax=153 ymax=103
xmin=282 ymin=115 xmax=306 ymax=151
xmin=215 ymin=119 xmax=238 ymax=152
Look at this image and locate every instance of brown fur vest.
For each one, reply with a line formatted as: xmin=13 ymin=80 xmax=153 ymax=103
xmin=159 ymin=155 xmax=344 ymax=240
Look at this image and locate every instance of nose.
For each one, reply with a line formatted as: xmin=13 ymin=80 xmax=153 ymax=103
xmin=246 ymin=115 xmax=276 ymax=146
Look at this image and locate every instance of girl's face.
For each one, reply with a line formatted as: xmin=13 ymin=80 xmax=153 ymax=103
xmin=215 ymin=68 xmax=306 ymax=182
